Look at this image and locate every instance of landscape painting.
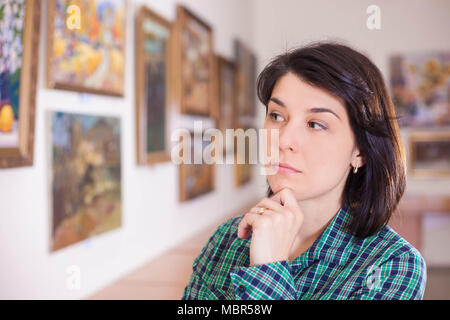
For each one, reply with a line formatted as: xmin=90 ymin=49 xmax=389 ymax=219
xmin=50 ymin=111 xmax=122 ymax=252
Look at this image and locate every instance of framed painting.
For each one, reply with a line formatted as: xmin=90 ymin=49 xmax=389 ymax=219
xmin=0 ymin=0 xmax=40 ymax=168
xmin=235 ymin=127 xmax=253 ymax=187
xmin=46 ymin=0 xmax=127 ymax=96
xmin=409 ymin=130 xmax=450 ymax=178
xmin=48 ymin=111 xmax=122 ymax=252
xmin=179 ymin=131 xmax=215 ymax=202
xmin=390 ymin=52 xmax=450 ymax=128
xmin=216 ymin=55 xmax=237 ymax=157
xmin=172 ymin=5 xmax=217 ymax=117
xmin=234 ymin=39 xmax=257 ymax=122
xmin=135 ymin=6 xmax=172 ymax=165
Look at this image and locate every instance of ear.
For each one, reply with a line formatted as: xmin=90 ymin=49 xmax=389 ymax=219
xmin=352 ymin=147 xmax=365 ymax=168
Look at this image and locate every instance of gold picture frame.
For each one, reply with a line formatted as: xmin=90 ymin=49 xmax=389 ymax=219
xmin=179 ymin=131 xmax=215 ymax=202
xmin=135 ymin=6 xmax=173 ymax=165
xmin=0 ymin=0 xmax=41 ymax=168
xmin=172 ymin=5 xmax=217 ymax=117
xmin=409 ymin=130 xmax=450 ymax=178
xmin=234 ymin=39 xmax=257 ymax=122
xmin=235 ymin=126 xmax=254 ymax=187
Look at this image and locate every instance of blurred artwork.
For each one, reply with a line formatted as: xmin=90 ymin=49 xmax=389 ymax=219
xmin=409 ymin=131 xmax=450 ymax=178
xmin=179 ymin=132 xmax=214 ymax=202
xmin=135 ymin=6 xmax=171 ymax=165
xmin=50 ymin=111 xmax=122 ymax=252
xmin=235 ymin=130 xmax=252 ymax=187
xmin=0 ymin=0 xmax=26 ymax=148
xmin=390 ymin=53 xmax=450 ymax=127
xmin=0 ymin=0 xmax=40 ymax=168
xmin=234 ymin=39 xmax=257 ymax=119
xmin=47 ymin=0 xmax=126 ymax=96
xmin=217 ymin=56 xmax=236 ymax=157
xmin=176 ymin=5 xmax=215 ymax=116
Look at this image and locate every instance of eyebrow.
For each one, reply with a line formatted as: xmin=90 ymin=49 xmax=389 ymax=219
xmin=269 ymin=97 xmax=341 ymax=121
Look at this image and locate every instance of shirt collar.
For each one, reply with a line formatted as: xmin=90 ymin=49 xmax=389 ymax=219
xmin=290 ymin=203 xmax=356 ymax=268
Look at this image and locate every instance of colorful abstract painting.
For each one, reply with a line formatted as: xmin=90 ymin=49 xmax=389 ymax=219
xmin=50 ymin=111 xmax=122 ymax=252
xmin=47 ymin=0 xmax=126 ymax=96
xmin=390 ymin=52 xmax=450 ymax=127
xmin=0 ymin=0 xmax=26 ymax=148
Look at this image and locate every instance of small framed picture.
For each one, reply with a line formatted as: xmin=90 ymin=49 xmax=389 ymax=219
xmin=235 ymin=127 xmax=254 ymax=187
xmin=216 ymin=55 xmax=237 ymax=157
xmin=390 ymin=52 xmax=450 ymax=128
xmin=409 ymin=130 xmax=450 ymax=178
xmin=179 ymin=131 xmax=215 ymax=202
xmin=135 ymin=6 xmax=173 ymax=165
xmin=172 ymin=5 xmax=217 ymax=117
xmin=234 ymin=39 xmax=257 ymax=122
xmin=0 ymin=0 xmax=41 ymax=168
xmin=46 ymin=0 xmax=127 ymax=96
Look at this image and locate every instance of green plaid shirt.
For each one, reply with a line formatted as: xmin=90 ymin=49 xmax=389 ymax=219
xmin=182 ymin=205 xmax=427 ymax=300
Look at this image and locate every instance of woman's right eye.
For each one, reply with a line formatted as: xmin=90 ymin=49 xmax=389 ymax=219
xmin=269 ymin=112 xmax=284 ymax=122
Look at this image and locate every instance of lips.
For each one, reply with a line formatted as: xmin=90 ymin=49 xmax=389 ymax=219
xmin=279 ymin=162 xmax=300 ymax=172
xmin=271 ymin=162 xmax=301 ymax=174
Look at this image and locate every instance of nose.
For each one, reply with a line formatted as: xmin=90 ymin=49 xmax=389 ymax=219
xmin=278 ymin=122 xmax=298 ymax=153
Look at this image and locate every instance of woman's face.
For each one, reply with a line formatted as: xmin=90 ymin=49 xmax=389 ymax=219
xmin=265 ymin=72 xmax=361 ymax=202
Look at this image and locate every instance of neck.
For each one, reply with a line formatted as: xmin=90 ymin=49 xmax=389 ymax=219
xmin=288 ymin=191 xmax=342 ymax=259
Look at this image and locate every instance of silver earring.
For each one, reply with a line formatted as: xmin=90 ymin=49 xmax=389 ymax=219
xmin=353 ymin=164 xmax=358 ymax=174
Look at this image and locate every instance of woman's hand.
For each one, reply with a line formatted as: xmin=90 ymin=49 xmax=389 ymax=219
xmin=237 ymin=188 xmax=304 ymax=266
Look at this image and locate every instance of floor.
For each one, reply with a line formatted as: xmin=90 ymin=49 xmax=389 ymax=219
xmin=87 ymin=206 xmax=249 ymax=300
xmin=87 ymin=205 xmax=450 ymax=300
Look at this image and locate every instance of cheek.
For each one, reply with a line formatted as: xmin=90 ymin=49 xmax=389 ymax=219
xmin=303 ymin=137 xmax=352 ymax=187
xmin=305 ymin=139 xmax=350 ymax=170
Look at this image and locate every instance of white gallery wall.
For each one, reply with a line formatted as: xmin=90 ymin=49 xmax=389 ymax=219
xmin=0 ymin=0 xmax=449 ymax=299
xmin=0 ymin=0 xmax=265 ymax=299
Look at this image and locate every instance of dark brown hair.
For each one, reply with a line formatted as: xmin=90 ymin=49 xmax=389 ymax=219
xmin=257 ymin=41 xmax=406 ymax=239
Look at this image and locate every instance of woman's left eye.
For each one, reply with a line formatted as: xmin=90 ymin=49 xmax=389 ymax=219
xmin=269 ymin=112 xmax=284 ymax=122
xmin=308 ymin=121 xmax=327 ymax=130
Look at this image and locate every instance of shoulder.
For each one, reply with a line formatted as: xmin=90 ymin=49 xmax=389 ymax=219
xmin=366 ymin=224 xmax=426 ymax=266
xmin=350 ymin=224 xmax=427 ymax=299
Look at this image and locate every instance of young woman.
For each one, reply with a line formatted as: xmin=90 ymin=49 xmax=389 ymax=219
xmin=182 ymin=41 xmax=427 ymax=300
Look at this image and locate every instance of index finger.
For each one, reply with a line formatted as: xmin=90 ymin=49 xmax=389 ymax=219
xmin=271 ymin=188 xmax=298 ymax=209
